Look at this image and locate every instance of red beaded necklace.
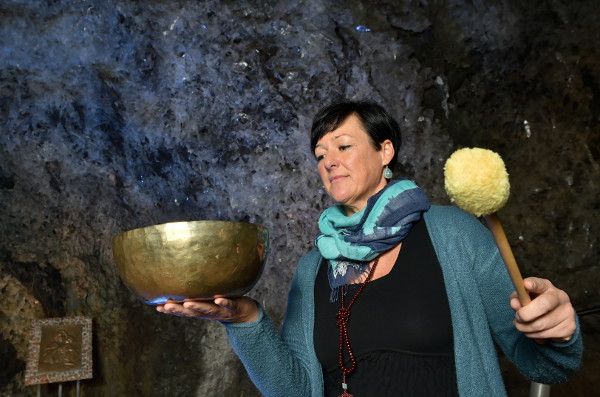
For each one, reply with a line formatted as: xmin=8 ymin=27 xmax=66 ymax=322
xmin=336 ymin=257 xmax=379 ymax=397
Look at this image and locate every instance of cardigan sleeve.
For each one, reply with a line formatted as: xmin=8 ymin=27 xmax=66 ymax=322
xmin=464 ymin=210 xmax=583 ymax=384
xmin=223 ymin=254 xmax=315 ymax=397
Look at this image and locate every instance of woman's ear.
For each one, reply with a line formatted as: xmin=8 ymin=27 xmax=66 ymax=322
xmin=381 ymin=139 xmax=395 ymax=165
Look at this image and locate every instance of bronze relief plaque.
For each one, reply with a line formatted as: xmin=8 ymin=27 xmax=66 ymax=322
xmin=24 ymin=317 xmax=92 ymax=385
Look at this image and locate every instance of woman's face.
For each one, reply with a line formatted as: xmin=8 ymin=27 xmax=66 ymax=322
xmin=314 ymin=114 xmax=394 ymax=215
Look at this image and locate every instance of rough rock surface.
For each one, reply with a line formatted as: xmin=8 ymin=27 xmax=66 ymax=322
xmin=0 ymin=0 xmax=598 ymax=396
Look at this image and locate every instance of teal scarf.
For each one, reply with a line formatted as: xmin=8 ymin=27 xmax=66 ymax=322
xmin=315 ymin=179 xmax=430 ymax=300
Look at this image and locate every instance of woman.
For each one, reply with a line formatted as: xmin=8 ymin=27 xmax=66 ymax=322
xmin=157 ymin=101 xmax=582 ymax=396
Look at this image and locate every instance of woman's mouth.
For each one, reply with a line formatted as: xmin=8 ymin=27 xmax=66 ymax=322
xmin=330 ymin=175 xmax=346 ymax=183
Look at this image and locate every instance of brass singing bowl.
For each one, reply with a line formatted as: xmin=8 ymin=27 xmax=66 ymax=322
xmin=112 ymin=221 xmax=268 ymax=305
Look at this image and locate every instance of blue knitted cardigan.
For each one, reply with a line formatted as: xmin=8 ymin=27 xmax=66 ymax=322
xmin=225 ymin=206 xmax=583 ymax=397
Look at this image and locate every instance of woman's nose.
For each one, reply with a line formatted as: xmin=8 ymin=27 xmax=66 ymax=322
xmin=325 ymin=155 xmax=338 ymax=169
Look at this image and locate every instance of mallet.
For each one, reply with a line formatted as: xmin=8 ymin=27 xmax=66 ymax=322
xmin=444 ymin=148 xmax=531 ymax=305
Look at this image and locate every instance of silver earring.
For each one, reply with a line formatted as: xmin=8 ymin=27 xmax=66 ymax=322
xmin=383 ymin=165 xmax=393 ymax=179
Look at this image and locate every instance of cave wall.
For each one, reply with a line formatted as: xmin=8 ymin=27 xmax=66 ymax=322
xmin=1 ymin=1 xmax=598 ymax=396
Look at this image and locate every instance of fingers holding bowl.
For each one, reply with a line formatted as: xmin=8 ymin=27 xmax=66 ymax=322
xmin=156 ymin=297 xmax=259 ymax=323
xmin=156 ymin=300 xmax=227 ymax=319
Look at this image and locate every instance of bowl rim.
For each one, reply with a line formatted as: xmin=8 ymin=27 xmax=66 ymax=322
xmin=113 ymin=220 xmax=267 ymax=240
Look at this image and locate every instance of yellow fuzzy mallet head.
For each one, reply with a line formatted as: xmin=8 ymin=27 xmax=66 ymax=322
xmin=444 ymin=147 xmax=510 ymax=217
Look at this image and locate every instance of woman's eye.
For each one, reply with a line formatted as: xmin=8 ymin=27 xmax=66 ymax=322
xmin=315 ymin=154 xmax=324 ymax=162
xmin=339 ymin=145 xmax=351 ymax=151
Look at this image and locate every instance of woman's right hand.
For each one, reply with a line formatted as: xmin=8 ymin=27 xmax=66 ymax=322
xmin=156 ymin=296 xmax=259 ymax=323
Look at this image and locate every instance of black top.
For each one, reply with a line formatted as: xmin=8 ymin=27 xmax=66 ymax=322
xmin=313 ymin=219 xmax=458 ymax=396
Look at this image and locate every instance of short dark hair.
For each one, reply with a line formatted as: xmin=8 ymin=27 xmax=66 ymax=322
xmin=310 ymin=101 xmax=401 ymax=171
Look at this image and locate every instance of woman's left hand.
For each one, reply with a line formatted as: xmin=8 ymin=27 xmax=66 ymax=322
xmin=510 ymin=277 xmax=577 ymax=342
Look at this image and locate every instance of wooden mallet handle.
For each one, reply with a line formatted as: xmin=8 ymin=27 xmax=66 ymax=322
xmin=483 ymin=213 xmax=531 ymax=306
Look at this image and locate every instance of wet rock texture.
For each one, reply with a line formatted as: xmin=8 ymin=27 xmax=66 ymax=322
xmin=1 ymin=0 xmax=598 ymax=395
